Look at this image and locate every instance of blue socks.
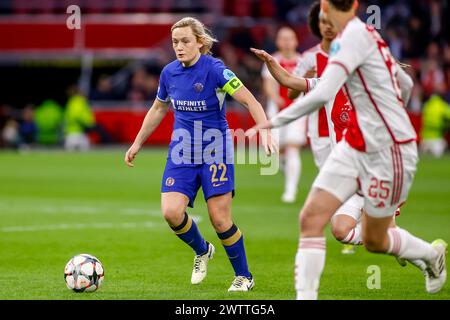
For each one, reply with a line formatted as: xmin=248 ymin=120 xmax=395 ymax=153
xmin=171 ymin=213 xmax=208 ymax=256
xmin=217 ymin=224 xmax=251 ymax=278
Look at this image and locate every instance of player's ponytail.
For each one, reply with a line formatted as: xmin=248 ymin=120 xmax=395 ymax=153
xmin=171 ymin=17 xmax=218 ymax=55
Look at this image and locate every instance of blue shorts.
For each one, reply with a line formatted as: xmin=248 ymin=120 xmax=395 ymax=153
xmin=161 ymin=160 xmax=235 ymax=208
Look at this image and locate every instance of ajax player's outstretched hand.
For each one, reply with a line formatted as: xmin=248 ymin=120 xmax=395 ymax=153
xmin=250 ymin=48 xmax=273 ymax=64
xmin=124 ymin=144 xmax=141 ymax=167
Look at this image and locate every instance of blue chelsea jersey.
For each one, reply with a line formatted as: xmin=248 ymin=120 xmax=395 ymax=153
xmin=157 ymin=54 xmax=242 ymax=131
xmin=156 ymin=54 xmax=243 ymax=163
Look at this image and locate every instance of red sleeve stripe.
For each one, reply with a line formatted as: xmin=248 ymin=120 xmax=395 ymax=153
xmin=329 ymin=61 xmax=350 ymax=76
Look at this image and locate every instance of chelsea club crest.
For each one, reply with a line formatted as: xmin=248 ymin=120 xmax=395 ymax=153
xmin=194 ymin=83 xmax=204 ymax=93
xmin=165 ymin=177 xmax=175 ymax=186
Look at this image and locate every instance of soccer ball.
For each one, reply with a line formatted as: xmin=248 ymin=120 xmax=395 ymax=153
xmin=64 ymin=253 xmax=104 ymax=292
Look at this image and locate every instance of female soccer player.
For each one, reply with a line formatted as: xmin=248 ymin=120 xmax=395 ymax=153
xmin=124 ymin=17 xmax=276 ymax=292
xmin=261 ymin=26 xmax=307 ymax=204
xmin=248 ymin=0 xmax=447 ymax=299
xmin=255 ymin=2 xmax=364 ymax=255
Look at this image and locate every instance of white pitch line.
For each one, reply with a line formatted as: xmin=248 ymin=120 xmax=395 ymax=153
xmin=0 ymin=216 xmax=203 ymax=233
xmin=0 ymin=203 xmax=205 ymax=223
xmin=0 ymin=221 xmax=157 ymax=233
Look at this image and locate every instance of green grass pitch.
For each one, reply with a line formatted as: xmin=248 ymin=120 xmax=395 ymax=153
xmin=0 ymin=148 xmax=449 ymax=300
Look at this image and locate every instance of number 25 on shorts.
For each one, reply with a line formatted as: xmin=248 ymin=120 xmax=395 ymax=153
xmin=210 ymin=163 xmax=228 ymax=184
xmin=368 ymin=177 xmax=390 ymax=200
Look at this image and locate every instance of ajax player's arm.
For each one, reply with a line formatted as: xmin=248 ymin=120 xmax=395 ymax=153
xmin=251 ymin=48 xmax=311 ymax=93
xmin=245 ymin=62 xmax=348 ymax=134
xmin=220 ymin=67 xmax=278 ymax=155
xmin=125 ymin=69 xmax=170 ymax=167
xmin=288 ymin=69 xmax=317 ymax=100
xmin=247 ymin=29 xmax=370 ymax=133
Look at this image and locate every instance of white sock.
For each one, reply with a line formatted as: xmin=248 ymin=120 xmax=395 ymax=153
xmin=341 ymin=222 xmax=363 ymax=245
xmin=295 ymin=237 xmax=326 ymax=300
xmin=388 ymin=228 xmax=438 ymax=263
xmin=284 ymin=147 xmax=301 ymax=196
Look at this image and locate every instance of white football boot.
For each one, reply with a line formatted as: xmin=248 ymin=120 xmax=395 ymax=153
xmin=228 ymin=276 xmax=255 ymax=292
xmin=396 ymin=256 xmax=427 ymax=271
xmin=425 ymin=239 xmax=447 ymax=293
xmin=191 ymin=242 xmax=215 ymax=285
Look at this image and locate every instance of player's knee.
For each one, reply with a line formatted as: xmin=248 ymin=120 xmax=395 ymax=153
xmin=331 ymin=223 xmax=352 ymax=242
xmin=161 ymin=204 xmax=185 ymax=226
xmin=210 ymin=217 xmax=231 ymax=233
xmin=209 ymin=211 xmax=232 ymax=233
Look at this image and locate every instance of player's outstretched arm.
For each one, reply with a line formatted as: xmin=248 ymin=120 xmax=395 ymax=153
xmin=287 ymin=69 xmax=317 ymax=99
xmin=231 ymin=85 xmax=278 ymax=155
xmin=124 ymin=99 xmax=169 ymax=167
xmin=245 ymin=63 xmax=348 ymax=134
xmin=251 ymin=48 xmax=309 ymax=92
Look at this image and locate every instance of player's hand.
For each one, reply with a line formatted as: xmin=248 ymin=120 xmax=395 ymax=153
xmin=245 ymin=120 xmax=274 ymax=138
xmin=124 ymin=143 xmax=141 ymax=167
xmin=245 ymin=123 xmax=278 ymax=156
xmin=250 ymin=48 xmax=274 ymax=64
xmin=260 ymin=128 xmax=278 ymax=156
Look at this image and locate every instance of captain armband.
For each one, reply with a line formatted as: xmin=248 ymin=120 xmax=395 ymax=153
xmin=222 ymin=76 xmax=243 ymax=95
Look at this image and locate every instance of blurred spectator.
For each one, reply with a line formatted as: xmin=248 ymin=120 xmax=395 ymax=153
xmin=405 ymin=16 xmax=430 ymax=58
xmin=64 ymin=85 xmax=96 ymax=151
xmin=18 ymin=104 xmax=37 ymax=149
xmin=421 ymin=59 xmax=446 ymax=99
xmin=2 ymin=119 xmax=19 ymax=149
xmin=90 ymin=75 xmax=116 ymax=101
xmin=128 ymin=66 xmax=149 ymax=102
xmin=34 ymin=99 xmax=63 ymax=145
xmin=420 ymin=90 xmax=450 ymax=158
xmin=0 ymin=104 xmax=18 ymax=149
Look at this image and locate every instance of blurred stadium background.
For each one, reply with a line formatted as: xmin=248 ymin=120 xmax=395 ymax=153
xmin=0 ymin=0 xmax=449 ymax=150
xmin=0 ymin=0 xmax=449 ymax=300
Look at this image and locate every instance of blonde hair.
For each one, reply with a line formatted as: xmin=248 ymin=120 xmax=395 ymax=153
xmin=171 ymin=17 xmax=218 ymax=55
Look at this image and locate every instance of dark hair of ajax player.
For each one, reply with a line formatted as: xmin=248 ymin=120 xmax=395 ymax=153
xmin=328 ymin=0 xmax=356 ymax=11
xmin=308 ymin=1 xmax=322 ymax=39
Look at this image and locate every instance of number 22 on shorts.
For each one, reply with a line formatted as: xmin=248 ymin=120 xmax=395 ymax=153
xmin=210 ymin=163 xmax=228 ymax=186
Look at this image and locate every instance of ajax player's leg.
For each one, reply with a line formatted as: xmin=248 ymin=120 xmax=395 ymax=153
xmin=280 ymin=118 xmax=306 ymax=203
xmin=331 ymin=194 xmax=364 ymax=254
xmin=359 ymin=142 xmax=446 ymax=294
xmin=362 ymin=213 xmax=447 ymax=293
xmin=295 ymin=187 xmax=346 ymax=299
xmin=281 ymin=144 xmax=302 ymax=203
